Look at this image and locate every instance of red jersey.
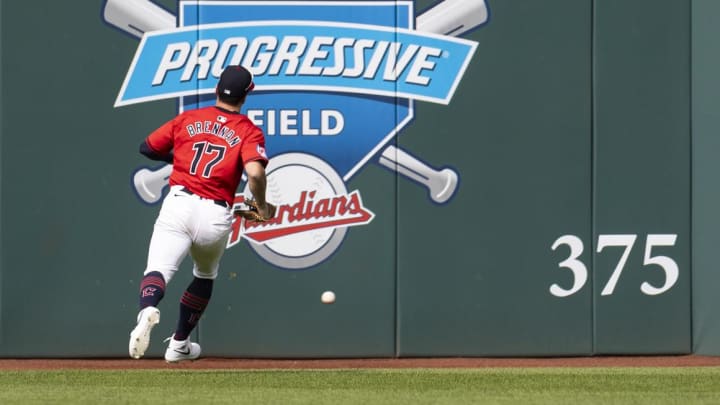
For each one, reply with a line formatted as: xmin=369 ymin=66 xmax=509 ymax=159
xmin=146 ymin=106 xmax=268 ymax=204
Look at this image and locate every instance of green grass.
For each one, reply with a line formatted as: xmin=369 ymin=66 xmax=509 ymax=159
xmin=1 ymin=368 xmax=720 ymax=404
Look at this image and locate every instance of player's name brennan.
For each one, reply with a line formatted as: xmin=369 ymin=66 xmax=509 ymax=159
xmin=244 ymin=190 xmax=368 ymax=228
xmin=186 ymin=120 xmax=241 ymax=147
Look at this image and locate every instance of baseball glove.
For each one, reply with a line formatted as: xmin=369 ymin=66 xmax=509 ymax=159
xmin=233 ymin=197 xmax=277 ymax=223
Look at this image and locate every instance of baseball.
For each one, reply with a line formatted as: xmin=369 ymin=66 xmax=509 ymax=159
xmin=321 ymin=291 xmax=336 ymax=304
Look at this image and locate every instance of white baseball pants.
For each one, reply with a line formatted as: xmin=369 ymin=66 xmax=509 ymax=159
xmin=144 ymin=185 xmax=233 ymax=283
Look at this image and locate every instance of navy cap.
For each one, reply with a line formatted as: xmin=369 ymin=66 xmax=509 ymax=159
xmin=217 ymin=65 xmax=255 ymax=98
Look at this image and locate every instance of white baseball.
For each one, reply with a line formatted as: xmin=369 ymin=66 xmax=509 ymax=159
xmin=321 ymin=291 xmax=336 ymax=304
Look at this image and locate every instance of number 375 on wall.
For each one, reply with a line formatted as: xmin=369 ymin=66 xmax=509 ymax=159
xmin=550 ymin=234 xmax=679 ymax=298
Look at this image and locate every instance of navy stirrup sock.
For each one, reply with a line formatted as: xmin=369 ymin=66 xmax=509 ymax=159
xmin=139 ymin=271 xmax=166 ymax=309
xmin=174 ymin=277 xmax=214 ymax=341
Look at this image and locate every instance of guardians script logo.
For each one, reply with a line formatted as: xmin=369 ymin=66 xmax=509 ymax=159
xmin=104 ymin=0 xmax=488 ymax=269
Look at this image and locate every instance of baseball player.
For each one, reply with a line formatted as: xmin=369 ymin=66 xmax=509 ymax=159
xmin=128 ymin=65 xmax=273 ymax=362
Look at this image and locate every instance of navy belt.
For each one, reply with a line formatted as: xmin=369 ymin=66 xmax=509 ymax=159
xmin=180 ymin=187 xmax=229 ymax=208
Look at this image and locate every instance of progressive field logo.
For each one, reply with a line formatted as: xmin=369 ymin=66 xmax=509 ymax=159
xmin=117 ymin=22 xmax=473 ymax=106
xmin=104 ymin=0 xmax=488 ymax=269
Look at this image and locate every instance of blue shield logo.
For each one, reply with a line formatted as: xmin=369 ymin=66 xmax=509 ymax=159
xmin=108 ymin=0 xmax=486 ymax=269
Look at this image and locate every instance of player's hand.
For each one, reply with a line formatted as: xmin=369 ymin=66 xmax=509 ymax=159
xmin=234 ymin=198 xmax=277 ymax=222
xmin=255 ymin=201 xmax=277 ymax=221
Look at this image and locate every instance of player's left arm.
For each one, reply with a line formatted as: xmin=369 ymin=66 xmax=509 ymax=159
xmin=140 ymin=117 xmax=177 ymax=163
xmin=139 ymin=140 xmax=173 ymax=163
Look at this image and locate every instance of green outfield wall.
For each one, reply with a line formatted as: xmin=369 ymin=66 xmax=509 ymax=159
xmin=0 ymin=0 xmax=713 ymax=357
xmin=592 ymin=0 xmax=690 ymax=354
xmin=692 ymin=0 xmax=720 ymax=355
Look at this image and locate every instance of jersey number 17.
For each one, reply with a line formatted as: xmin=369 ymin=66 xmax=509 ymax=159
xmin=190 ymin=141 xmax=226 ymax=178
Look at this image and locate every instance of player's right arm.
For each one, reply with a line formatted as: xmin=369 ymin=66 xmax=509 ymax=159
xmin=242 ymin=124 xmax=271 ymax=217
xmin=245 ymin=161 xmax=271 ymax=217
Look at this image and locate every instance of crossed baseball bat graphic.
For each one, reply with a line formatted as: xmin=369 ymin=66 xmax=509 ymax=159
xmin=104 ymin=0 xmax=487 ymax=204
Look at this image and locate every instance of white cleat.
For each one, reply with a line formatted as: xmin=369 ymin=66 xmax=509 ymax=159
xmin=128 ymin=306 xmax=160 ymax=359
xmin=164 ymin=335 xmax=201 ymax=363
